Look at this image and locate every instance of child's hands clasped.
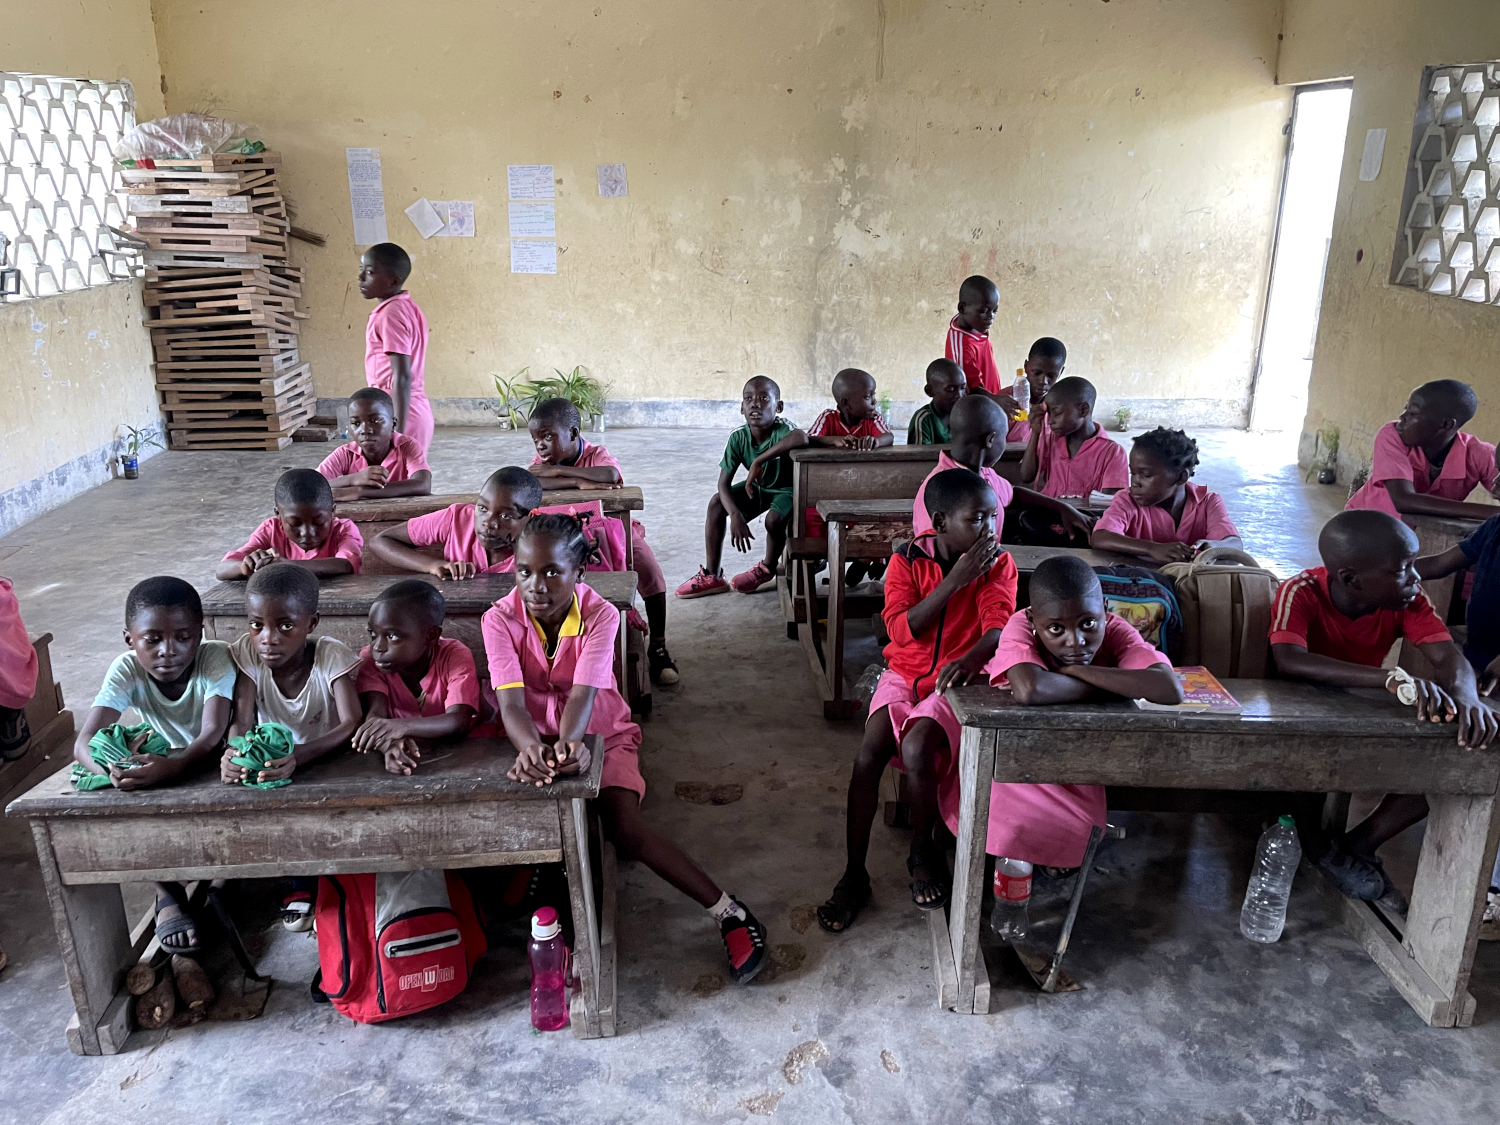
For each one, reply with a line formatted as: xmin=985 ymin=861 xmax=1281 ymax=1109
xmin=352 ymin=464 xmax=390 ymax=488
xmin=1144 ymin=540 xmax=1197 ymax=564
xmin=352 ymin=715 xmax=410 ymax=757
xmin=109 ymin=753 xmax=179 ymax=790
xmin=383 ymin=738 xmax=421 ymax=775
xmin=221 ymin=745 xmax=297 ymax=784
xmin=838 ymin=435 xmax=878 ymax=451
xmin=240 ymin=548 xmax=281 ymax=575
xmin=509 ymin=738 xmax=592 ymax=787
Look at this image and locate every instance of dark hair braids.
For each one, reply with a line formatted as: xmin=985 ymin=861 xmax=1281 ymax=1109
xmin=521 ymin=512 xmax=599 ymax=569
xmin=1132 ymin=426 xmax=1200 ymax=476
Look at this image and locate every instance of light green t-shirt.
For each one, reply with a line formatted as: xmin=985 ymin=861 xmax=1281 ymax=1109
xmin=93 ymin=640 xmax=237 ymax=753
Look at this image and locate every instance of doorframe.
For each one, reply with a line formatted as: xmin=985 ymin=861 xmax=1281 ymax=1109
xmin=1246 ymin=79 xmax=1354 ymax=430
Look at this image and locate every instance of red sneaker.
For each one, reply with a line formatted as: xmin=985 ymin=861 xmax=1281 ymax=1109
xmin=675 ymin=566 xmax=730 ymax=599
xmin=719 ymin=901 xmax=768 ymax=984
xmin=730 ymin=560 xmax=776 ymax=594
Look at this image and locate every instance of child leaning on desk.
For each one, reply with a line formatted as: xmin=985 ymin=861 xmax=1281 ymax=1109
xmin=1271 ymin=510 xmax=1498 ymax=914
xmin=1089 ymin=427 xmax=1241 ymax=563
xmin=216 ymin=469 xmax=364 ymax=581
xmin=371 ymin=466 xmax=542 ymax=578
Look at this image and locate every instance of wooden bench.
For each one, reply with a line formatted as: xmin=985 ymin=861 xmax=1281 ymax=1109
xmin=5 ymin=736 xmax=617 ymax=1053
xmin=201 ymin=572 xmax=645 ymax=716
xmin=338 ymin=488 xmax=645 ymax=576
xmin=941 ymin=679 xmax=1500 ymax=1027
xmin=804 ymin=497 xmax=1136 ymax=719
xmin=0 ymin=633 xmax=77 ymax=806
xmin=780 ymin=444 xmax=1025 ymax=639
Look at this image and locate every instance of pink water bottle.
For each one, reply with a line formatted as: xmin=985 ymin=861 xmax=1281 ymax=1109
xmin=528 ymin=907 xmax=570 ymax=1031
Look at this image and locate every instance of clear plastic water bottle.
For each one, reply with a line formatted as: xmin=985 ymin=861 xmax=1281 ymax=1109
xmin=991 ymin=857 xmax=1032 ymax=941
xmin=1240 ymin=815 xmax=1301 ymax=944
xmin=1012 ymin=368 xmax=1030 ymax=420
xmin=528 ymin=906 xmax=570 ymax=1030
xmin=854 ymin=662 xmax=885 ymax=705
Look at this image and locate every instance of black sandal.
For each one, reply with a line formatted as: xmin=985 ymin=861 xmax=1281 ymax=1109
xmin=154 ymin=886 xmax=201 ymax=954
xmin=1041 ymin=866 xmax=1080 ymax=880
xmin=907 ymin=851 xmax=949 ymax=911
xmin=816 ymin=873 xmax=872 ymax=934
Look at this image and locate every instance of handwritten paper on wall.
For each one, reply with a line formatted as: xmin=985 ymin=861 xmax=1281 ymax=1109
xmin=508 ymin=164 xmax=556 ymax=274
xmin=509 ymin=202 xmax=556 ymax=239
xmin=508 ymin=165 xmax=555 ymax=200
xmin=346 ymin=148 xmax=388 ymax=245
xmin=511 ymin=240 xmax=557 ymax=275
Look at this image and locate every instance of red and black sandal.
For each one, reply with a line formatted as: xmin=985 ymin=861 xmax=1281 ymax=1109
xmin=719 ymin=899 xmax=768 ymax=984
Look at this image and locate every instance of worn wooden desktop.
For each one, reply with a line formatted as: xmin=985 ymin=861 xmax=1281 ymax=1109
xmin=941 ymin=679 xmax=1500 ymax=1028
xmin=5 ymin=737 xmax=617 ymax=1053
xmin=803 ymin=498 xmax=1134 ymax=720
xmin=337 ymin=487 xmax=645 ymax=575
xmin=1406 ymin=511 xmax=1484 ymax=623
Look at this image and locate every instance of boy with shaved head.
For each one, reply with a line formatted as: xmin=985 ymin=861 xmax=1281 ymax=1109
xmin=946 ymin=275 xmax=1003 ymax=396
xmin=359 ymin=241 xmax=432 ymax=454
xmin=1271 ymin=509 xmax=1498 ymax=910
xmin=1346 ymin=379 xmax=1497 ymax=522
xmin=807 ymin=368 xmax=894 ymax=452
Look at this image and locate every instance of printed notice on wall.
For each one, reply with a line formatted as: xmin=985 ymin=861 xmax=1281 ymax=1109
xmin=346 ymin=147 xmax=388 ymax=244
xmin=509 ymin=202 xmax=556 ymax=239
xmin=508 ymin=165 xmax=555 ymax=200
xmin=1359 ymin=128 xmax=1387 ymax=182
xmin=597 ymin=163 xmax=628 ymax=198
xmin=511 ymin=240 xmax=557 ymax=275
xmin=433 ymin=201 xmax=475 ymax=237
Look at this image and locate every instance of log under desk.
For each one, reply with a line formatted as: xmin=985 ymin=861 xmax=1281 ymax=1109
xmin=941 ymin=679 xmax=1500 ymax=1028
xmin=5 ymin=737 xmax=616 ymax=1054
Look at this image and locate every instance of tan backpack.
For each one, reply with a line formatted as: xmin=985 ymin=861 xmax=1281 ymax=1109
xmin=1158 ymin=548 xmax=1279 ymax=679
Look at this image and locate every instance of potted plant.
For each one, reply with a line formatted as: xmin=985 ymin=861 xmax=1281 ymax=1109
xmin=1305 ymin=424 xmax=1340 ymax=485
xmin=119 ymin=424 xmax=162 ymax=479
xmin=520 ymin=366 xmax=608 ymax=432
xmin=492 ymin=370 xmax=529 ymax=430
xmin=1112 ymin=406 xmax=1132 ymax=432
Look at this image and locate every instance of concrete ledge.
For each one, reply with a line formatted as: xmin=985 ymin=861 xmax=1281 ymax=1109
xmin=0 ymin=422 xmax=166 ymax=540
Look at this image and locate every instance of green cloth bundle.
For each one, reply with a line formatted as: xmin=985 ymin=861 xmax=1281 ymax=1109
xmin=227 ymin=722 xmax=297 ymax=790
xmin=71 ymin=722 xmax=170 ymax=791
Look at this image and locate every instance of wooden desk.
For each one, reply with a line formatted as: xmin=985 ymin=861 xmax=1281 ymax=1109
xmin=5 ymin=737 xmax=617 ymax=1053
xmin=1406 ymin=512 xmax=1483 ymax=624
xmin=338 ymin=488 xmax=646 ymax=576
xmin=202 ymin=571 xmax=643 ymax=715
xmin=941 ymin=680 xmax=1500 ymax=1027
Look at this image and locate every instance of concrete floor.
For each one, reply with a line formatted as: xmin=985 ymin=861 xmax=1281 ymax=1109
xmin=2 ymin=425 xmax=1497 ymax=1125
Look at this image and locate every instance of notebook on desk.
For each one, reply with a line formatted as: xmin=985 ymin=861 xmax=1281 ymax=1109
xmin=1134 ymin=666 xmax=1242 ymax=715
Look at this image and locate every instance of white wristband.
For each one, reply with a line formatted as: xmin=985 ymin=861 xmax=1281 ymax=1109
xmin=1386 ymin=667 xmax=1418 ymax=706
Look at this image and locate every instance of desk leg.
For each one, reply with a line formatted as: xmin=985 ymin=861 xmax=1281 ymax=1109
xmin=561 ymin=798 xmax=607 ymax=1038
xmin=946 ymin=725 xmax=996 ymax=1014
xmin=823 ymin=521 xmax=857 ymax=720
xmin=30 ymin=822 xmax=133 ymax=1055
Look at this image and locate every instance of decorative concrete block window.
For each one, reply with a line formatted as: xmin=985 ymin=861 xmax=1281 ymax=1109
xmin=0 ymin=72 xmax=139 ymax=302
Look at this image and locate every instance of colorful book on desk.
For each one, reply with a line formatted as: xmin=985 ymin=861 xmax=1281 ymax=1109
xmin=1133 ymin=666 xmax=1242 ymax=714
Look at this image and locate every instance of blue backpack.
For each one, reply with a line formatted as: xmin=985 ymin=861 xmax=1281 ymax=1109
xmin=1093 ymin=566 xmax=1183 ymax=660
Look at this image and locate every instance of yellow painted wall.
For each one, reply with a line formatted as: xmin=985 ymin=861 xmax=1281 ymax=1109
xmin=150 ymin=0 xmax=1289 ymax=423
xmin=1 ymin=0 xmax=165 ymax=521
xmin=1280 ymin=0 xmax=1500 ymax=473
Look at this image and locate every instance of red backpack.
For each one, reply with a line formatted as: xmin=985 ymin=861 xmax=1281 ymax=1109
xmin=314 ymin=870 xmax=487 ymax=1024
xmin=530 ymin=499 xmax=628 ymax=572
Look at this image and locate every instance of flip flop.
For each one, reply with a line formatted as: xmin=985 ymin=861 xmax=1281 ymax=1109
xmin=907 ymin=851 xmax=949 ymax=912
xmin=154 ymin=889 xmax=201 ymax=955
xmin=817 ymin=873 xmax=872 ymax=934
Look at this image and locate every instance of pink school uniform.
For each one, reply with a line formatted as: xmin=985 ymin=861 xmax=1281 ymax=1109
xmin=318 ymin=433 xmax=430 ymax=484
xmin=1345 ymin=422 xmax=1497 ymax=519
xmin=1093 ymin=482 xmax=1238 ymax=544
xmin=1036 ymin=425 xmax=1130 ymax=500
xmin=0 ymin=577 xmax=39 ymax=710
xmin=911 ymin=450 xmax=1016 ymax=539
xmin=529 ymin=440 xmax=667 ymax=598
xmin=365 ymin=291 xmax=434 ymax=455
xmin=354 ymin=636 xmax=480 ymax=719
xmin=222 ymin=518 xmax=365 ymax=573
xmin=977 ymin=612 xmax=1170 ymax=865
xmin=404 ymin=503 xmax=510 ymax=574
xmin=481 ymin=584 xmax=645 ymax=798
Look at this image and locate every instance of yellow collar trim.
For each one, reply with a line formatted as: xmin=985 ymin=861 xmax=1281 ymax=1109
xmin=529 ymin=593 xmax=583 ymax=647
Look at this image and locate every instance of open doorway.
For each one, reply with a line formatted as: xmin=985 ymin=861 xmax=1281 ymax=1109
xmin=1249 ymin=82 xmax=1353 ymax=431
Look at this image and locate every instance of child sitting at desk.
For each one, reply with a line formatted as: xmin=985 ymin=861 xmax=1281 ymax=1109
xmin=1016 ymin=376 xmax=1129 ymax=546
xmin=486 ymin=514 xmax=770 ymax=983
xmin=1004 ymin=337 xmax=1067 ymax=445
xmin=1271 ymin=509 xmax=1498 ymax=910
xmin=526 ymin=396 xmax=677 ymax=686
xmin=217 ymin=469 xmax=364 ymax=581
xmin=74 ymin=576 xmax=237 ymax=953
xmin=359 ymin=241 xmax=432 ymax=455
xmin=1090 ymin=427 xmax=1241 ymax=563
xmin=907 ymin=359 xmax=967 ymax=446
xmin=807 ymin=368 xmax=894 ymax=451
xmin=1346 ymin=379 xmax=1498 ymax=522
xmin=354 ymin=579 xmax=480 ymax=775
xmin=676 ymin=376 xmax=807 ymax=598
xmin=818 ymin=469 xmax=1017 ymax=932
xmin=317 ymin=387 xmax=432 ymax=502
xmin=371 ymin=466 xmax=542 ymax=578
xmin=911 ymin=396 xmax=1092 ymax=544
xmin=983 ymin=556 xmax=1181 ymax=872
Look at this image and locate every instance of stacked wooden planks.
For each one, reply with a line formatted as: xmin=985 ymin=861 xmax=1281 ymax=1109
xmin=124 ymin=152 xmax=314 ymax=451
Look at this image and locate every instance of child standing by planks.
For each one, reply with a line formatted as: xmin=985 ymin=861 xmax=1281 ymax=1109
xmin=526 ymin=397 xmax=678 ymax=685
xmin=486 ymin=513 xmax=769 ymax=982
xmin=317 ymin=387 xmax=432 ymax=502
xmin=359 ymin=242 xmax=433 ymax=455
xmin=217 ymin=469 xmax=364 ymax=581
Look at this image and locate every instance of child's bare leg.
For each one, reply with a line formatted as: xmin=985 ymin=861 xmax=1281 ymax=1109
xmin=704 ymin=494 xmax=729 ymax=574
xmin=597 ymin=787 xmax=720 ymax=906
xmin=819 ymin=708 xmax=896 ymax=932
xmin=762 ymin=508 xmax=788 ymax=569
xmin=1345 ymin=794 xmax=1429 ymax=857
xmin=899 ymin=718 xmax=949 ymax=906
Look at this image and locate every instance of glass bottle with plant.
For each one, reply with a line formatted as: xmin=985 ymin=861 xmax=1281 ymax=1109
xmin=492 ymin=369 xmax=530 ymax=430
xmin=1305 ymin=424 xmax=1339 ymax=485
xmin=1113 ymin=405 xmax=1132 ymax=432
xmin=119 ymin=424 xmax=163 ymax=480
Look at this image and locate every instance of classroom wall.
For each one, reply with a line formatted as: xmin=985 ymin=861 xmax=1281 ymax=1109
xmin=0 ymin=0 xmax=166 ymax=538
xmin=149 ymin=0 xmax=1289 ymax=430
xmin=1279 ymin=0 xmax=1500 ymax=477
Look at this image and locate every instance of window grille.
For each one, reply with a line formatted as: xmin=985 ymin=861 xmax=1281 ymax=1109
xmin=0 ymin=72 xmax=139 ymax=302
xmin=1392 ymin=63 xmax=1500 ymax=305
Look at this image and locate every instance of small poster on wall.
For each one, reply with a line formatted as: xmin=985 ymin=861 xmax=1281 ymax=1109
xmin=511 ymin=240 xmax=557 ymax=275
xmin=346 ymin=147 xmax=388 ymax=244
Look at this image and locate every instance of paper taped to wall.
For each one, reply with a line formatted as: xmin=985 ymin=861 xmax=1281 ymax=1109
xmin=433 ymin=201 xmax=475 ymax=237
xmin=1359 ymin=128 xmax=1386 ymax=182
xmin=511 ymin=240 xmax=557 ymax=274
xmin=508 ymin=165 xmax=555 ymax=200
xmin=597 ymin=164 xmax=628 ymax=198
xmin=509 ymin=202 xmax=556 ymax=238
xmin=346 ymin=147 xmax=387 ymax=244
xmin=404 ymin=197 xmax=445 ymax=240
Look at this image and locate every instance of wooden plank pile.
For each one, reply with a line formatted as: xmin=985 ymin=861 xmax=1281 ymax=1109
xmin=123 ymin=152 xmax=315 ymax=451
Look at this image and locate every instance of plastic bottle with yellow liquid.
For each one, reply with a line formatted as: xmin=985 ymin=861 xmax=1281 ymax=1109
xmin=1012 ymin=367 xmax=1029 ymax=421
